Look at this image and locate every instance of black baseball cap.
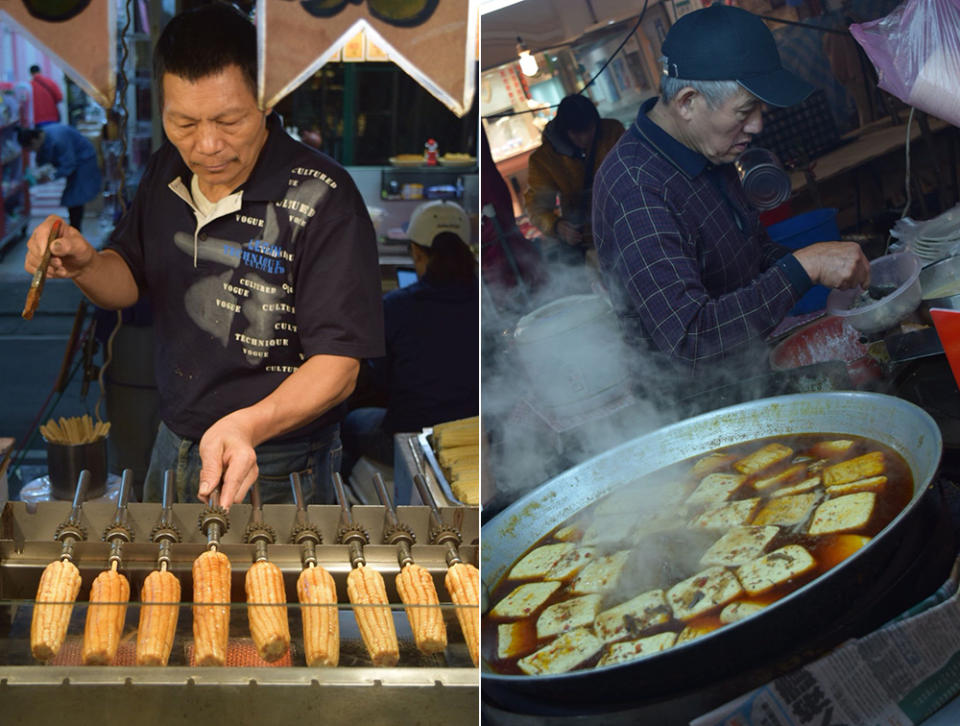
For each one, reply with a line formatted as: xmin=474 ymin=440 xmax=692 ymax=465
xmin=661 ymin=3 xmax=814 ymax=108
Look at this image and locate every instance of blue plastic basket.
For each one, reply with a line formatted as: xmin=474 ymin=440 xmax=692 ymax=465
xmin=766 ymin=208 xmax=839 ymax=315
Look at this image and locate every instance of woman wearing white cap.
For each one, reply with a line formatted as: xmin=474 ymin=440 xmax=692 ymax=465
xmin=341 ymin=201 xmax=478 ymax=496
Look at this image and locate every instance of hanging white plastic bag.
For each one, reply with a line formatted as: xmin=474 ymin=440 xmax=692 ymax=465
xmin=850 ymin=0 xmax=960 ymax=127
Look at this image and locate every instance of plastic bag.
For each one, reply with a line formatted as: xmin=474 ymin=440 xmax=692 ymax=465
xmin=850 ymin=0 xmax=960 ymax=127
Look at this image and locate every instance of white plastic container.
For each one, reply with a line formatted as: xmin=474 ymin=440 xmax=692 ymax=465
xmin=513 ymin=294 xmax=632 ymax=418
xmin=826 ymin=252 xmax=922 ymax=335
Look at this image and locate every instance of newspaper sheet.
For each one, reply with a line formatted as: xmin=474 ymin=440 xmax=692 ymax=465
xmin=692 ymin=557 xmax=960 ymax=726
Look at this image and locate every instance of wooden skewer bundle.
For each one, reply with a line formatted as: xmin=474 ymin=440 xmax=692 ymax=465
xmin=40 ymin=415 xmax=111 ymax=445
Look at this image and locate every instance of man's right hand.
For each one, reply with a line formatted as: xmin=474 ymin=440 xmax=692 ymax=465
xmin=792 ymin=241 xmax=870 ymax=290
xmin=555 ymin=219 xmax=584 ymax=246
xmin=24 ymin=215 xmax=96 ymax=280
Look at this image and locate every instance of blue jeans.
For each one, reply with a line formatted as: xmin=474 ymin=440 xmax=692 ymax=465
xmin=143 ymin=420 xmax=342 ymax=504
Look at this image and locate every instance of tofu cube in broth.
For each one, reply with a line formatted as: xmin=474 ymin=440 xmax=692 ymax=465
xmin=490 ymin=581 xmax=562 ymax=619
xmin=752 ymin=492 xmax=820 ymax=528
xmin=699 ymin=525 xmax=780 ymax=568
xmin=516 ymin=627 xmax=605 ymax=676
xmin=508 ymin=543 xmax=574 ymax=580
xmin=594 ymin=588 xmax=671 ymax=643
xmin=736 ymin=544 xmax=817 ymax=597
xmin=598 ymin=632 xmax=677 ymax=667
xmin=822 ymin=452 xmax=885 ymax=487
xmin=733 ymin=443 xmax=794 ymax=475
xmin=537 ymin=594 xmax=604 ymax=639
xmin=667 ymin=566 xmax=743 ymax=620
xmin=808 ymin=492 xmax=877 ymax=535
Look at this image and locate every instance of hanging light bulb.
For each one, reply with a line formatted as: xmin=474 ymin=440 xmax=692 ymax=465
xmin=516 ymin=36 xmax=539 ymax=77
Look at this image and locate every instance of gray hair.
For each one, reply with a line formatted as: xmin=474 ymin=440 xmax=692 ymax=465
xmin=659 ymin=57 xmax=742 ymax=108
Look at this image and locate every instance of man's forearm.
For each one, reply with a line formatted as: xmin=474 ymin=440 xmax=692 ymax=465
xmin=73 ymin=249 xmax=140 ymax=310
xmin=233 ymin=354 xmax=360 ymax=446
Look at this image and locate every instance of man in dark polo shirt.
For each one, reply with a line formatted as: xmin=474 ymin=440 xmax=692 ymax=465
xmin=23 ymin=4 xmax=383 ymax=507
xmin=593 ymin=4 xmax=869 ymax=377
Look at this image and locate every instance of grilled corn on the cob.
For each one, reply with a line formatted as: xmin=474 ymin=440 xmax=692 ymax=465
xmin=445 ymin=562 xmax=480 ymax=666
xmin=192 ymin=549 xmax=231 ymax=666
xmin=297 ymin=564 xmax=339 ymax=667
xmin=136 ymin=569 xmax=181 ymax=666
xmin=82 ymin=562 xmax=130 ymax=665
xmin=432 ymin=416 xmax=479 ymax=449
xmin=245 ymin=559 xmax=290 ymax=662
xmin=346 ymin=564 xmax=399 ymax=666
xmin=396 ymin=563 xmax=447 ymax=654
xmin=31 ymin=558 xmax=82 ymax=661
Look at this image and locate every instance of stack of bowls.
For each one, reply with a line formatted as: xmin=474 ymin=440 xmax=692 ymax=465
xmin=913 ymin=209 xmax=960 ymax=261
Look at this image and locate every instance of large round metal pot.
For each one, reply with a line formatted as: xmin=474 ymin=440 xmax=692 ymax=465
xmin=482 ymin=392 xmax=945 ymax=717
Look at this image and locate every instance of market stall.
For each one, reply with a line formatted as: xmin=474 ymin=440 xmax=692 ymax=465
xmin=478 ymin=0 xmax=960 ymax=723
xmin=0 ymin=2 xmax=480 ymax=723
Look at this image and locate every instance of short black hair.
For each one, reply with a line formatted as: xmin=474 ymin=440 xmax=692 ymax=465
xmin=153 ymin=2 xmax=257 ymax=101
xmin=17 ymin=127 xmax=41 ymax=148
xmin=554 ymin=94 xmax=599 ymax=135
xmin=29 ymin=64 xmax=40 ymax=74
xmin=414 ymin=231 xmax=477 ymax=287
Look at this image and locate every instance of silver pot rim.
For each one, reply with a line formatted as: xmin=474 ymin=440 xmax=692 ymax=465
xmin=481 ymin=391 xmax=943 ymax=683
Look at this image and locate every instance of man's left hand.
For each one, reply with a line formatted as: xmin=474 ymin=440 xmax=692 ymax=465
xmin=792 ymin=241 xmax=870 ymax=290
xmin=197 ymin=413 xmax=259 ymax=508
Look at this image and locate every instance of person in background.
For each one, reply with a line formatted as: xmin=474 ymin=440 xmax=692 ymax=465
xmin=592 ymin=4 xmax=869 ymax=382
xmin=18 ymin=124 xmax=102 ymax=232
xmin=341 ymin=200 xmax=479 ymax=480
xmin=480 ymin=129 xmax=548 ymax=315
xmin=23 ymin=3 xmax=384 ymax=507
xmin=29 ymin=64 xmax=63 ymax=126
xmin=524 ymin=93 xmax=624 ymax=265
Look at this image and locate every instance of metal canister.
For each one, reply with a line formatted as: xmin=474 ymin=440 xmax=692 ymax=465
xmin=735 ymin=147 xmax=791 ymax=211
xmin=45 ymin=437 xmax=108 ymax=500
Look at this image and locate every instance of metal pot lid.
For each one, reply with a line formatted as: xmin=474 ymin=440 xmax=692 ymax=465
xmin=514 ymin=294 xmax=614 ymax=343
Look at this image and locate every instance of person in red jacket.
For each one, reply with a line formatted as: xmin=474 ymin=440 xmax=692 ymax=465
xmin=30 ymin=65 xmax=63 ymax=127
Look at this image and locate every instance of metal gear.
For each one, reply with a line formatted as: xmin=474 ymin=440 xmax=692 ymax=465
xmin=54 ymin=521 xmax=86 ymax=543
xmin=382 ymin=521 xmax=415 ymax=546
xmin=198 ymin=505 xmax=229 ymax=537
xmin=289 ymin=523 xmax=322 ymax=546
xmin=102 ymin=523 xmax=134 ymax=544
xmin=430 ymin=524 xmax=462 ymax=547
xmin=150 ymin=523 xmax=181 ymax=544
xmin=337 ymin=524 xmax=369 ymax=546
xmin=244 ymin=521 xmax=276 ymax=545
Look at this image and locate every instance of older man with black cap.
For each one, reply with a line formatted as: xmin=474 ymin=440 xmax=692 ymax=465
xmin=593 ymin=3 xmax=869 ymax=376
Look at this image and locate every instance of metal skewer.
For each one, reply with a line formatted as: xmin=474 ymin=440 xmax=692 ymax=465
xmin=372 ymin=473 xmax=415 ymax=568
xmin=244 ymin=482 xmax=276 ymax=561
xmin=53 ymin=469 xmax=90 ymax=562
xmin=332 ymin=472 xmax=369 ymax=567
xmin=150 ymin=471 xmax=182 ymax=571
xmin=413 ymin=473 xmax=464 ymax=567
xmin=288 ymin=472 xmax=322 ymax=567
xmin=103 ymin=469 xmax=134 ymax=566
xmin=198 ymin=488 xmax=229 ymax=551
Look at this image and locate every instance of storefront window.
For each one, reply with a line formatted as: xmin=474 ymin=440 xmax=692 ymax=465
xmin=481 ymin=15 xmax=663 ymax=163
xmin=274 ymin=62 xmax=478 ymax=166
